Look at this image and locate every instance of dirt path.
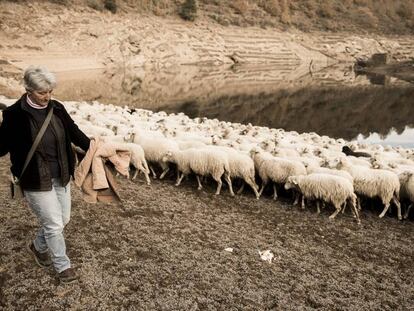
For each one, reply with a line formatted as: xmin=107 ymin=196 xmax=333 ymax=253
xmin=0 ymin=157 xmax=413 ymax=310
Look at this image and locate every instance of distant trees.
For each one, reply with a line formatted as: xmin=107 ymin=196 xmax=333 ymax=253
xmin=179 ymin=0 xmax=197 ymax=21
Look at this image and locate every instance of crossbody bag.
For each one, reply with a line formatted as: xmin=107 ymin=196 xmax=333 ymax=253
xmin=10 ymin=107 xmax=54 ymax=199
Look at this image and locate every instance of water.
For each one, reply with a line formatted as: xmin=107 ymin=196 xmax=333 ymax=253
xmin=357 ymin=127 xmax=414 ymax=148
xmin=52 ymin=63 xmax=414 ymax=147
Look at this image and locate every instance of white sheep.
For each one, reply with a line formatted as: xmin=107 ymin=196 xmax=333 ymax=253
xmin=176 ymin=139 xmax=208 ymax=150
xmin=130 ymin=130 xmax=179 ymax=179
xmin=205 ymin=146 xmax=259 ymax=199
xmin=106 ymin=142 xmax=151 ymax=185
xmin=336 ymin=158 xmax=402 ymax=220
xmin=306 ymin=163 xmax=354 ymax=183
xmin=162 ymin=148 xmax=234 ymax=196
xmin=398 ymin=171 xmax=414 ymax=219
xmin=250 ymin=149 xmax=306 ymax=200
xmin=284 ymin=174 xmax=360 ymax=223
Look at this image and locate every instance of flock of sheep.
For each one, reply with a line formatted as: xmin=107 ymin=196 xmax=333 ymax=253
xmin=64 ymin=100 xmax=414 ymax=224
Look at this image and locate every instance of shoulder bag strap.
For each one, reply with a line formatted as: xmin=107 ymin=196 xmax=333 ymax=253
xmin=17 ymin=107 xmax=54 ymax=182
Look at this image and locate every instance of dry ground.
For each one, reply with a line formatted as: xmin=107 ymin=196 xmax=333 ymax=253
xmin=0 ymin=157 xmax=413 ymax=310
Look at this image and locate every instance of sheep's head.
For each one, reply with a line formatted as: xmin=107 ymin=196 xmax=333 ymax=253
xmin=389 ymin=162 xmax=398 ymax=169
xmin=211 ymin=134 xmax=221 ymax=145
xmin=222 ymin=127 xmax=233 ymax=138
xmin=161 ymin=151 xmax=174 ymax=163
xmin=400 ymin=171 xmax=414 ymax=183
xmin=313 ymin=148 xmax=323 ymax=156
xmin=284 ymin=176 xmax=298 ymax=190
xmin=335 ymin=158 xmax=347 ymax=169
xmin=320 ymin=158 xmax=330 ymax=168
xmin=240 ymin=129 xmax=249 ymax=135
xmin=227 ymin=142 xmax=238 ymax=149
xmin=249 ymin=147 xmax=261 ymax=158
xmin=342 ymin=145 xmax=353 ymax=155
xmin=124 ymin=133 xmax=133 ymax=143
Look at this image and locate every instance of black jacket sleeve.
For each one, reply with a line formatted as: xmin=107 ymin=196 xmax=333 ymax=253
xmin=58 ymin=103 xmax=91 ymax=152
xmin=0 ymin=110 xmax=10 ymax=157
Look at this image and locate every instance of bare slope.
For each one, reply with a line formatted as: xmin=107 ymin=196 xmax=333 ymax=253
xmin=13 ymin=0 xmax=414 ymax=34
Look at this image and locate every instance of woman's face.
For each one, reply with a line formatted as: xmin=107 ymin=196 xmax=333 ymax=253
xmin=29 ymin=89 xmax=53 ymax=106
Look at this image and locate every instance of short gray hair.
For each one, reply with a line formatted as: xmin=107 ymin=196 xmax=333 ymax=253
xmin=23 ymin=65 xmax=57 ymax=92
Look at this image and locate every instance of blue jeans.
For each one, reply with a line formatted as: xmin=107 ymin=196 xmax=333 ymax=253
xmin=24 ymin=178 xmax=71 ymax=273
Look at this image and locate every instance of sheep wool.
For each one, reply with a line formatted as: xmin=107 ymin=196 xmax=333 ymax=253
xmin=285 ymin=174 xmax=360 ymax=223
xmin=163 ymin=148 xmax=234 ymax=196
xmin=337 ymin=158 xmax=402 ymax=220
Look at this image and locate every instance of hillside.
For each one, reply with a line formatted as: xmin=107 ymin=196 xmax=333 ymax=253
xmin=1 ymin=0 xmax=414 ymax=101
xmin=7 ymin=0 xmax=414 ymax=35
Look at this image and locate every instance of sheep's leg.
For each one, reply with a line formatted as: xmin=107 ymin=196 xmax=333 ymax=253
xmin=159 ymin=163 xmax=169 ymax=179
xmin=175 ymin=170 xmax=180 ymax=184
xmin=150 ymin=165 xmax=157 ymax=179
xmin=196 ymin=175 xmax=203 ymax=190
xmin=223 ymin=173 xmax=235 ymax=197
xmin=379 ymin=202 xmax=390 ymax=218
xmin=391 ymin=195 xmax=402 ymax=220
xmin=301 ymin=196 xmax=305 ymax=209
xmin=329 ymin=204 xmax=341 ymax=220
xmin=159 ymin=169 xmax=169 ymax=179
xmin=214 ymin=178 xmax=223 ymax=195
xmin=404 ymin=203 xmax=413 ymax=219
xmin=143 ymin=172 xmax=151 ymax=185
xmin=341 ymin=202 xmax=347 ymax=214
xmin=272 ymin=184 xmax=278 ymax=200
xmin=132 ymin=167 xmax=139 ymax=180
xmin=136 ymin=164 xmax=151 ymax=185
xmin=236 ymin=183 xmax=245 ymax=195
xmin=293 ymin=191 xmax=299 ymax=205
xmin=175 ymin=172 xmax=185 ymax=186
xmin=356 ymin=197 xmax=361 ymax=211
xmin=245 ymin=177 xmax=260 ymax=199
xmin=316 ymin=201 xmax=321 ymax=214
xmin=258 ymin=179 xmax=268 ymax=196
xmin=350 ymin=202 xmax=361 ymax=224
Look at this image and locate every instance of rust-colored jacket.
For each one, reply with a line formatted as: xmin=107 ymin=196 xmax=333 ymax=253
xmin=74 ymin=138 xmax=131 ymax=203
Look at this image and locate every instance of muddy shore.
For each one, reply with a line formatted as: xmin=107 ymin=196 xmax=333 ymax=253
xmin=0 ymin=156 xmax=413 ymax=310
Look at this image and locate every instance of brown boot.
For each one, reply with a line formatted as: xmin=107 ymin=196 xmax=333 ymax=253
xmin=58 ymin=268 xmax=79 ymax=284
xmin=28 ymin=243 xmax=52 ymax=268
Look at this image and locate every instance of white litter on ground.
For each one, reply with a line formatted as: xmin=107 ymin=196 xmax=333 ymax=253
xmin=224 ymin=247 xmax=234 ymax=253
xmin=258 ymin=250 xmax=274 ymax=263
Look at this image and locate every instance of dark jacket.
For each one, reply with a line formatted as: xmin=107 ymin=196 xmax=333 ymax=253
xmin=0 ymin=94 xmax=90 ymax=190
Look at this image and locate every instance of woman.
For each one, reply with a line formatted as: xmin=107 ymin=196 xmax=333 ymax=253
xmin=0 ymin=66 xmax=90 ymax=284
